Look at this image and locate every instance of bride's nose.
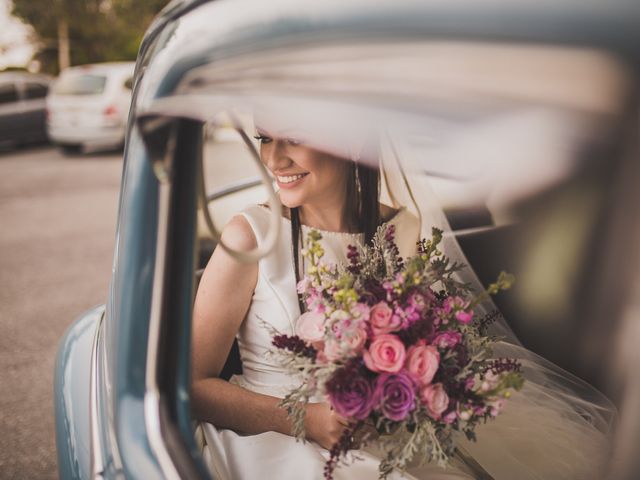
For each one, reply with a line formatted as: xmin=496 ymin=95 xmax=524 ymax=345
xmin=262 ymin=139 xmax=294 ymax=172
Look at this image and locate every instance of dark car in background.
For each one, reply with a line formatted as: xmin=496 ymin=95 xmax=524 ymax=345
xmin=0 ymin=72 xmax=50 ymax=149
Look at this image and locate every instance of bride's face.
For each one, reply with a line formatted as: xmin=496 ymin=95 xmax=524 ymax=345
xmin=256 ymin=128 xmax=350 ymax=209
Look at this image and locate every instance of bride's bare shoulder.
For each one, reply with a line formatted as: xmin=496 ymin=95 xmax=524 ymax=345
xmin=219 ymin=214 xmax=257 ymax=253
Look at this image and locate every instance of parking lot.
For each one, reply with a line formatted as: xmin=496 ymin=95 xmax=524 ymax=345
xmin=0 ymin=145 xmax=122 ymax=479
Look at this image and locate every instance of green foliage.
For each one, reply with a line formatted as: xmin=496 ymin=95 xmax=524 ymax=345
xmin=11 ymin=0 xmax=168 ymax=73
xmin=377 ymin=417 xmax=451 ymax=478
xmin=469 ymin=271 xmax=515 ymax=309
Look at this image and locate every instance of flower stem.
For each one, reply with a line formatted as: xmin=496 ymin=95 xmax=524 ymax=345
xmin=453 ymin=446 xmax=495 ymax=480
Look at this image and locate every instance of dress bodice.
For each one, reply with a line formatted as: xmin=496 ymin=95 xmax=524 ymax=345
xmin=232 ymin=205 xmax=420 ymax=397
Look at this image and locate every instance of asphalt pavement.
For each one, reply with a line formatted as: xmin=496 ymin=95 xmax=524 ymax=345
xmin=0 ymin=145 xmax=122 ymax=479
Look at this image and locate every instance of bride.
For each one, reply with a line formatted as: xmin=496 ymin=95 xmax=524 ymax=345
xmin=191 ymin=114 xmax=615 ymax=479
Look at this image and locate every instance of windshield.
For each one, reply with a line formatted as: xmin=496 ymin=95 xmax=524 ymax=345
xmin=53 ymin=73 xmax=107 ymax=95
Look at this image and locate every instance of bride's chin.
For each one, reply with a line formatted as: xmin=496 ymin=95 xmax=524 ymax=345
xmin=278 ymin=194 xmax=304 ymax=210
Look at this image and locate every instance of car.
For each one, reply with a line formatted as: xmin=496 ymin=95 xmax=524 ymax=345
xmin=0 ymin=71 xmax=50 ymax=149
xmin=54 ymin=0 xmax=640 ymax=479
xmin=46 ymin=62 xmax=134 ymax=154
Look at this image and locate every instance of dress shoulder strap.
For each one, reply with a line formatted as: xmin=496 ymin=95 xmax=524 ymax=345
xmin=236 ymin=204 xmax=272 ymax=248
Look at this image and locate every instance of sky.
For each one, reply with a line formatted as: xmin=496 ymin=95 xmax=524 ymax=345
xmin=0 ymin=0 xmax=35 ymax=70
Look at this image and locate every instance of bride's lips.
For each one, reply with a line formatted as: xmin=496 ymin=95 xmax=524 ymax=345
xmin=275 ymin=172 xmax=309 ymax=189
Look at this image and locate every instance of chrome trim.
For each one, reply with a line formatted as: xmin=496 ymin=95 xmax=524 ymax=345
xmin=89 ymin=311 xmax=106 ymax=479
xmin=205 ymin=176 xmax=262 ymax=203
xmin=196 ymin=172 xmax=270 ymax=281
xmin=197 ymin=116 xmax=281 ymax=264
xmin=144 ymin=126 xmax=182 ymax=479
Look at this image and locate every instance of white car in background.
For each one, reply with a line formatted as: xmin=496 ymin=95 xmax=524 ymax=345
xmin=46 ymin=62 xmax=134 ymax=154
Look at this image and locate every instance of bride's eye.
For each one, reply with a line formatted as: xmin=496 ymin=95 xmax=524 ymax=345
xmin=253 ymin=134 xmax=273 ymax=144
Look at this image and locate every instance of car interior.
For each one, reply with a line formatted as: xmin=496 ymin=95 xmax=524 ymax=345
xmin=128 ymin=33 xmax=640 ymax=479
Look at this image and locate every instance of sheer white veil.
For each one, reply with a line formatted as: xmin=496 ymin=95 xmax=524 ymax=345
xmin=375 ymin=122 xmax=616 ymax=480
xmin=222 ymin=98 xmax=617 ymax=479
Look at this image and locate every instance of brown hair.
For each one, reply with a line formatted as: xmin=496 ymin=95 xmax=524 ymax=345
xmin=291 ymin=161 xmax=381 ymax=310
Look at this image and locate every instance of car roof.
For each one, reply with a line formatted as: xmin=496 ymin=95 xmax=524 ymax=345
xmin=0 ymin=72 xmax=51 ymax=84
xmin=60 ymin=62 xmax=135 ymax=76
xmin=142 ymin=0 xmax=640 ymax=64
xmin=135 ymin=0 xmax=640 ymax=115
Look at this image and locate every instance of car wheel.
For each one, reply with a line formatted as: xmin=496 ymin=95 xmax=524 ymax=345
xmin=59 ymin=144 xmax=83 ymax=156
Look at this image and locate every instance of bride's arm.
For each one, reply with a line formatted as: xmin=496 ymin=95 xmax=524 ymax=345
xmin=191 ymin=215 xmax=346 ymax=448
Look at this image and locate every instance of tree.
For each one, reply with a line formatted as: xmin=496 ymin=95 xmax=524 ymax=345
xmin=10 ymin=0 xmax=167 ymax=74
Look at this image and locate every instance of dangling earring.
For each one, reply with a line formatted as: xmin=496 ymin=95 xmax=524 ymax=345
xmin=354 ymin=161 xmax=362 ymax=195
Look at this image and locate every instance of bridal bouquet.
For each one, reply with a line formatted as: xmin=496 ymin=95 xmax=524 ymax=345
xmin=270 ymin=225 xmax=524 ymax=479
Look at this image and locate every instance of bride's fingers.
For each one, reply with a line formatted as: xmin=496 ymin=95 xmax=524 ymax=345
xmin=332 ymin=411 xmax=350 ymax=427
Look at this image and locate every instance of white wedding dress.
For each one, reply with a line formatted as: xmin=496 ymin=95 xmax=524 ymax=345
xmin=198 ymin=204 xmax=614 ymax=480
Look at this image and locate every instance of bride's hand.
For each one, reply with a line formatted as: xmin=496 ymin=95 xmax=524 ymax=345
xmin=303 ymin=403 xmax=350 ymax=450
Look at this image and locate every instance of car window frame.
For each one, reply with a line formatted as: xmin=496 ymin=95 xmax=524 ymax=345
xmin=140 ymin=116 xmax=210 ymax=479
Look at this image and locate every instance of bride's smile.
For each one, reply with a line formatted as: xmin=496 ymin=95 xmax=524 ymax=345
xmin=275 ymin=172 xmax=309 ymax=188
xmin=256 ymin=128 xmax=352 ymax=232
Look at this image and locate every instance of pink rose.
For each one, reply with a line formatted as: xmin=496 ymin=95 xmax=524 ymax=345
xmin=317 ymin=332 xmax=368 ymax=362
xmin=342 ymin=326 xmax=368 ymax=354
xmin=406 ymin=345 xmax=440 ymax=386
xmin=370 ymin=302 xmax=402 ymax=334
xmin=363 ymin=334 xmax=406 ymax=373
xmin=420 ymin=383 xmax=449 ymax=419
xmin=295 ymin=311 xmax=325 ymax=343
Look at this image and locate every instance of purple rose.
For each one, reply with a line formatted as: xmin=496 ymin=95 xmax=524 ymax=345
xmin=375 ymin=371 xmax=417 ymax=421
xmin=326 ymin=367 xmax=376 ymax=420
